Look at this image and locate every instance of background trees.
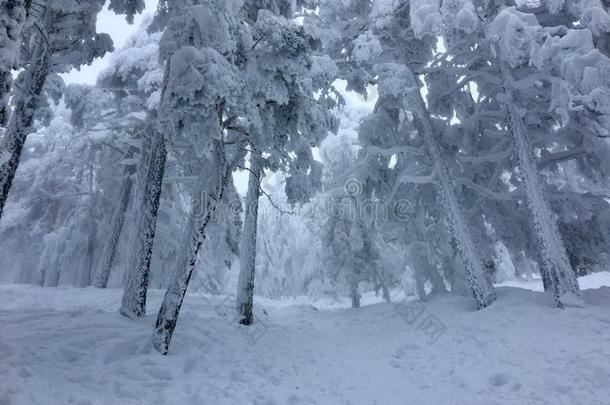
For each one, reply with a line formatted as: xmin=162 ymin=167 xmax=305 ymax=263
xmin=0 ymin=0 xmax=608 ymax=355
xmin=0 ymin=0 xmax=113 ymax=219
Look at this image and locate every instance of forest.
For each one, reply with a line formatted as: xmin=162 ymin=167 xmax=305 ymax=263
xmin=1 ymin=1 xmax=610 ymax=404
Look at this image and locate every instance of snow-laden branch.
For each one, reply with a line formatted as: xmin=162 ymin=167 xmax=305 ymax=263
xmin=538 ymin=147 xmax=588 ymax=169
xmin=361 ymin=144 xmax=426 ymax=157
xmin=457 ymin=178 xmax=522 ymax=201
xmin=458 ymin=139 xmax=514 ymax=164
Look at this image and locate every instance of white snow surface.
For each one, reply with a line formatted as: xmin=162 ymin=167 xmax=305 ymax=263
xmin=1 ymin=274 xmax=610 ymax=405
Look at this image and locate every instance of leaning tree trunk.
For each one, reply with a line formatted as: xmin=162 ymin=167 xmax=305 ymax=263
xmin=0 ymin=0 xmax=28 ymax=125
xmin=94 ymin=172 xmax=134 ymax=288
xmin=236 ymin=152 xmax=263 ymax=325
xmin=502 ymin=71 xmax=580 ymax=307
xmin=152 ymin=141 xmax=229 ymax=355
xmin=0 ymin=70 xmax=12 ymax=126
xmin=120 ymin=131 xmax=167 ymax=317
xmin=412 ymin=95 xmax=496 ymax=310
xmin=0 ymin=36 xmax=49 ymax=219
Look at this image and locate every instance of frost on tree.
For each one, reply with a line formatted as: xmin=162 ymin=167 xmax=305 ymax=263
xmin=236 ymin=152 xmax=263 ymax=324
xmin=0 ymin=0 xmax=112 ymax=220
xmin=500 ymin=6 xmax=610 ymax=303
xmin=151 ymin=2 xmax=247 ymax=354
xmin=419 ymin=2 xmax=607 ymax=306
xmin=378 ymin=63 xmax=495 ymax=309
xmin=108 ymin=0 xmax=145 ymax=23
xmin=119 ymin=3 xmax=183 ymax=318
xmin=235 ymin=4 xmax=337 ymax=325
xmin=485 ymin=7 xmax=585 ymax=306
xmin=94 ymin=20 xmax=162 ymax=289
xmin=313 ymin=0 xmax=495 ymax=308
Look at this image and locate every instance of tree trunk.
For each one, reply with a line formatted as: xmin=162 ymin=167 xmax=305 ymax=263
xmin=412 ymin=94 xmax=496 ymax=310
xmin=120 ymin=131 xmax=167 ymax=317
xmin=0 ymin=36 xmax=49 ymax=219
xmin=374 ymin=268 xmax=391 ymax=303
xmin=94 ymin=173 xmax=134 ymax=288
xmin=502 ymin=70 xmax=580 ymax=307
xmin=82 ymin=155 xmax=97 ymax=287
xmin=152 ymin=141 xmax=229 ymax=355
xmin=0 ymin=0 xmax=28 ymax=125
xmin=0 ymin=70 xmax=12 ymax=126
xmin=236 ymin=152 xmax=263 ymax=325
xmin=349 ymin=265 xmax=361 ymax=308
xmin=120 ymin=62 xmax=172 ymax=317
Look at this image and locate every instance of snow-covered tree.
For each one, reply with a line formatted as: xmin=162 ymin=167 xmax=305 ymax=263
xmin=108 ymin=0 xmax=145 ymax=23
xmin=151 ymin=1 xmax=249 ymax=353
xmin=0 ymin=0 xmax=112 ymax=219
xmin=235 ymin=2 xmax=338 ymax=325
xmin=118 ymin=4 xmax=181 ymax=318
xmin=313 ymin=0 xmax=496 ymax=309
xmin=408 ymin=1 xmax=610 ymax=306
xmin=0 ymin=82 xmax=134 ymax=287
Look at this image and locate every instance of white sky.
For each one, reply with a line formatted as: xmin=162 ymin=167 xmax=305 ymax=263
xmin=61 ymin=0 xmax=159 ymax=85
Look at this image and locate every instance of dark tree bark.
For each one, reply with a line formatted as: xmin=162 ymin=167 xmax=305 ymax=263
xmin=120 ymin=131 xmax=167 ymax=317
xmin=152 ymin=141 xmax=230 ymax=355
xmin=120 ymin=64 xmax=171 ymax=317
xmin=0 ymin=37 xmax=49 ymax=219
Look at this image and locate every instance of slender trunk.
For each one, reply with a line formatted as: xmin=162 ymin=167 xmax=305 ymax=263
xmin=43 ymin=237 xmax=61 ymax=287
xmin=120 ymin=64 xmax=171 ymax=317
xmin=501 ymin=70 xmax=580 ymax=307
xmin=94 ymin=173 xmax=134 ymax=288
xmin=412 ymin=95 xmax=495 ymax=309
xmin=0 ymin=70 xmax=11 ymax=126
xmin=82 ymin=156 xmax=97 ymax=287
xmin=0 ymin=0 xmax=28 ymax=125
xmin=120 ymin=132 xmax=167 ymax=316
xmin=0 ymin=36 xmax=49 ymax=219
xmin=349 ymin=264 xmax=360 ymax=308
xmin=37 ymin=197 xmax=61 ymax=286
xmin=374 ymin=268 xmax=391 ymax=303
xmin=152 ymin=141 xmax=229 ymax=355
xmin=236 ymin=152 xmax=262 ymax=325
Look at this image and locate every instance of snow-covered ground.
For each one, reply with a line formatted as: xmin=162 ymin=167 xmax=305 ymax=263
xmin=2 ymin=274 xmax=610 ymax=405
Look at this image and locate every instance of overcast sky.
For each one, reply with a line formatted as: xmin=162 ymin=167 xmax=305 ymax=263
xmin=61 ymin=0 xmax=159 ymax=85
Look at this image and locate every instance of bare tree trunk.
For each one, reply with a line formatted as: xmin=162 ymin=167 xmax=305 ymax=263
xmin=120 ymin=131 xmax=166 ymax=317
xmin=120 ymin=64 xmax=171 ymax=317
xmin=94 ymin=173 xmax=133 ymax=288
xmin=236 ymin=152 xmax=262 ymax=325
xmin=152 ymin=142 xmax=229 ymax=355
xmin=349 ymin=264 xmax=360 ymax=308
xmin=0 ymin=36 xmax=49 ymax=219
xmin=0 ymin=0 xmax=28 ymax=125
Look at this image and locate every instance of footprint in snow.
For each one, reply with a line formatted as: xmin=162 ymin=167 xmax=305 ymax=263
xmin=145 ymin=366 xmax=172 ymax=381
xmin=102 ymin=341 xmax=140 ymax=364
xmin=489 ymin=373 xmax=511 ymax=387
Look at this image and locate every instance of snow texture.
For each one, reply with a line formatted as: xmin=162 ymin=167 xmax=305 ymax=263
xmin=1 ymin=274 xmax=610 ymax=404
